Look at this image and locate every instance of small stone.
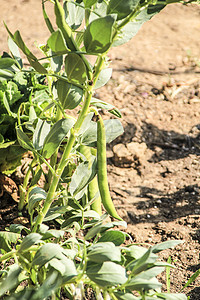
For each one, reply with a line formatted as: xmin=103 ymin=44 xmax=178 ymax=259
xmin=126 ymin=142 xmax=147 ymax=161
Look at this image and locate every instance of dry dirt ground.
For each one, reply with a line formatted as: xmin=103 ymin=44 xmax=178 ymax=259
xmin=1 ymin=1 xmax=200 ymax=299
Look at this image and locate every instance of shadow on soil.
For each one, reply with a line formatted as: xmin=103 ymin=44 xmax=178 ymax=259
xmin=115 ymin=121 xmax=200 ymax=162
xmin=141 ymin=122 xmax=200 ymax=162
xmin=127 ymin=184 xmax=200 ymax=225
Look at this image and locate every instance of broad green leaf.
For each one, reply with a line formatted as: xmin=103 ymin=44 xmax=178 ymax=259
xmin=27 ymin=57 xmax=48 ymax=74
xmin=0 ymin=264 xmax=22 ymax=297
xmin=28 ymin=187 xmax=47 ymax=214
xmin=91 ymin=97 xmax=122 ymax=118
xmin=0 ymin=231 xmax=20 ymax=251
xmin=5 ymin=27 xmax=47 ymax=74
xmin=125 ymin=245 xmax=148 ymax=260
xmin=42 ymin=118 xmax=74 ymax=159
xmin=81 ymin=120 xmax=97 ymax=145
xmin=114 ymin=291 xmax=138 ymax=300
xmin=81 ymin=119 xmax=123 ymax=146
xmin=16 ymin=128 xmax=34 ymax=151
xmin=88 ymin=242 xmax=121 ymax=263
xmin=44 ymin=206 xmax=69 ymax=222
xmin=136 ymin=266 xmax=165 ymax=280
xmin=69 ymin=157 xmax=97 ymax=197
xmin=95 ymin=68 xmax=112 ymax=89
xmin=129 ymin=248 xmax=158 ymax=275
xmin=89 ymin=2 xmax=108 ymax=22
xmin=98 ymin=230 xmax=126 ymax=246
xmin=57 ymin=79 xmax=83 ymax=109
xmin=107 ymin=0 xmax=140 ymax=20
xmin=9 ymin=224 xmax=29 ymax=234
xmin=125 ymin=278 xmax=162 ymax=291
xmin=49 ymin=256 xmax=77 ymax=282
xmin=156 ymin=293 xmax=187 ymax=300
xmin=18 ymin=233 xmax=42 ymax=253
xmin=6 ymin=81 xmax=22 ymax=106
xmin=0 ymin=57 xmax=16 ymax=69
xmin=61 ymin=210 xmax=101 ymax=228
xmin=33 ymin=119 xmax=51 ymax=150
xmin=104 ymin=119 xmax=124 ymax=143
xmin=113 ymin=4 xmax=165 ymax=47
xmin=152 ymin=240 xmax=184 ymax=253
xmin=0 ymin=92 xmax=14 ymax=117
xmin=49 ymin=258 xmax=67 ymax=275
xmin=84 ymin=0 xmax=97 ymax=8
xmin=64 ymin=1 xmax=84 ymax=30
xmin=65 ymin=53 xmax=87 ymax=84
xmin=84 ymin=15 xmax=115 ymax=53
xmin=32 ymin=89 xmax=50 ymax=104
xmin=42 ymin=229 xmax=65 ymax=240
xmin=86 ymin=261 xmax=127 ymax=287
xmin=85 ymin=220 xmax=127 ymax=240
xmin=51 ymin=52 xmax=63 ymax=72
xmin=32 ymin=243 xmax=65 ymax=266
xmin=47 ymin=29 xmax=69 ymax=54
xmin=8 ymin=37 xmax=23 ymax=68
xmin=31 ymin=270 xmax=62 ymax=300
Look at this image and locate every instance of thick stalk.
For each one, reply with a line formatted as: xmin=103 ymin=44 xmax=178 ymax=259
xmin=44 ymin=106 xmax=63 ymax=191
xmin=32 ymin=56 xmax=105 ymax=232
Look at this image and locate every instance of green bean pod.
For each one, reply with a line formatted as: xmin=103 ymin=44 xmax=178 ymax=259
xmin=54 ymin=0 xmax=76 ymax=51
xmin=79 ymin=145 xmax=102 ymax=215
xmin=88 ymin=176 xmax=102 ymax=215
xmin=97 ymin=115 xmax=122 ymax=220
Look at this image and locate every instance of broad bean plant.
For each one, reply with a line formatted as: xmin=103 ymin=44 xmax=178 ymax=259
xmin=0 ymin=0 xmax=195 ymax=299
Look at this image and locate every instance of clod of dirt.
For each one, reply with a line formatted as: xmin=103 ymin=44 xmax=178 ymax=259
xmin=113 ymin=142 xmax=148 ymax=166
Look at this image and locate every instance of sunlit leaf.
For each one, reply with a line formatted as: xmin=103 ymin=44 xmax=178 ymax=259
xmin=65 ymin=53 xmax=87 ymax=84
xmin=88 ymin=242 xmax=121 ymax=263
xmin=47 ymin=29 xmax=69 ymax=54
xmin=0 ymin=231 xmax=20 ymax=251
xmin=69 ymin=156 xmax=97 ymax=197
xmin=98 ymin=230 xmax=126 ymax=246
xmin=125 ymin=277 xmax=162 ymax=291
xmin=57 ymin=79 xmax=83 ymax=110
xmin=32 ymin=243 xmax=65 ymax=266
xmin=42 ymin=118 xmax=74 ymax=159
xmin=33 ymin=119 xmax=51 ymax=150
xmin=107 ymin=0 xmax=140 ymax=20
xmin=94 ymin=68 xmax=112 ymax=89
xmin=64 ymin=1 xmax=84 ymax=30
xmin=86 ymin=261 xmax=127 ymax=287
xmin=84 ymin=15 xmax=116 ymax=53
xmin=18 ymin=233 xmax=42 ymax=253
xmin=28 ymin=187 xmax=47 ymax=214
xmin=0 ymin=264 xmax=22 ymax=297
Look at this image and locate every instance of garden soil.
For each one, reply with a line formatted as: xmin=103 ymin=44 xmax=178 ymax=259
xmin=0 ymin=1 xmax=200 ymax=299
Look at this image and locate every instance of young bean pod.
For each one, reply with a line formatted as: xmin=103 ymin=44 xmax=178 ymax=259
xmin=54 ymin=0 xmax=76 ymax=51
xmin=97 ymin=115 xmax=122 ymax=220
xmin=79 ymin=145 xmax=102 ymax=215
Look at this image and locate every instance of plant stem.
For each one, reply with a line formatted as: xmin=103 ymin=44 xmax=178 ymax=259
xmin=32 ymin=55 xmax=105 ymax=232
xmin=18 ymin=159 xmax=36 ymax=211
xmin=0 ymin=250 xmax=16 ymax=263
